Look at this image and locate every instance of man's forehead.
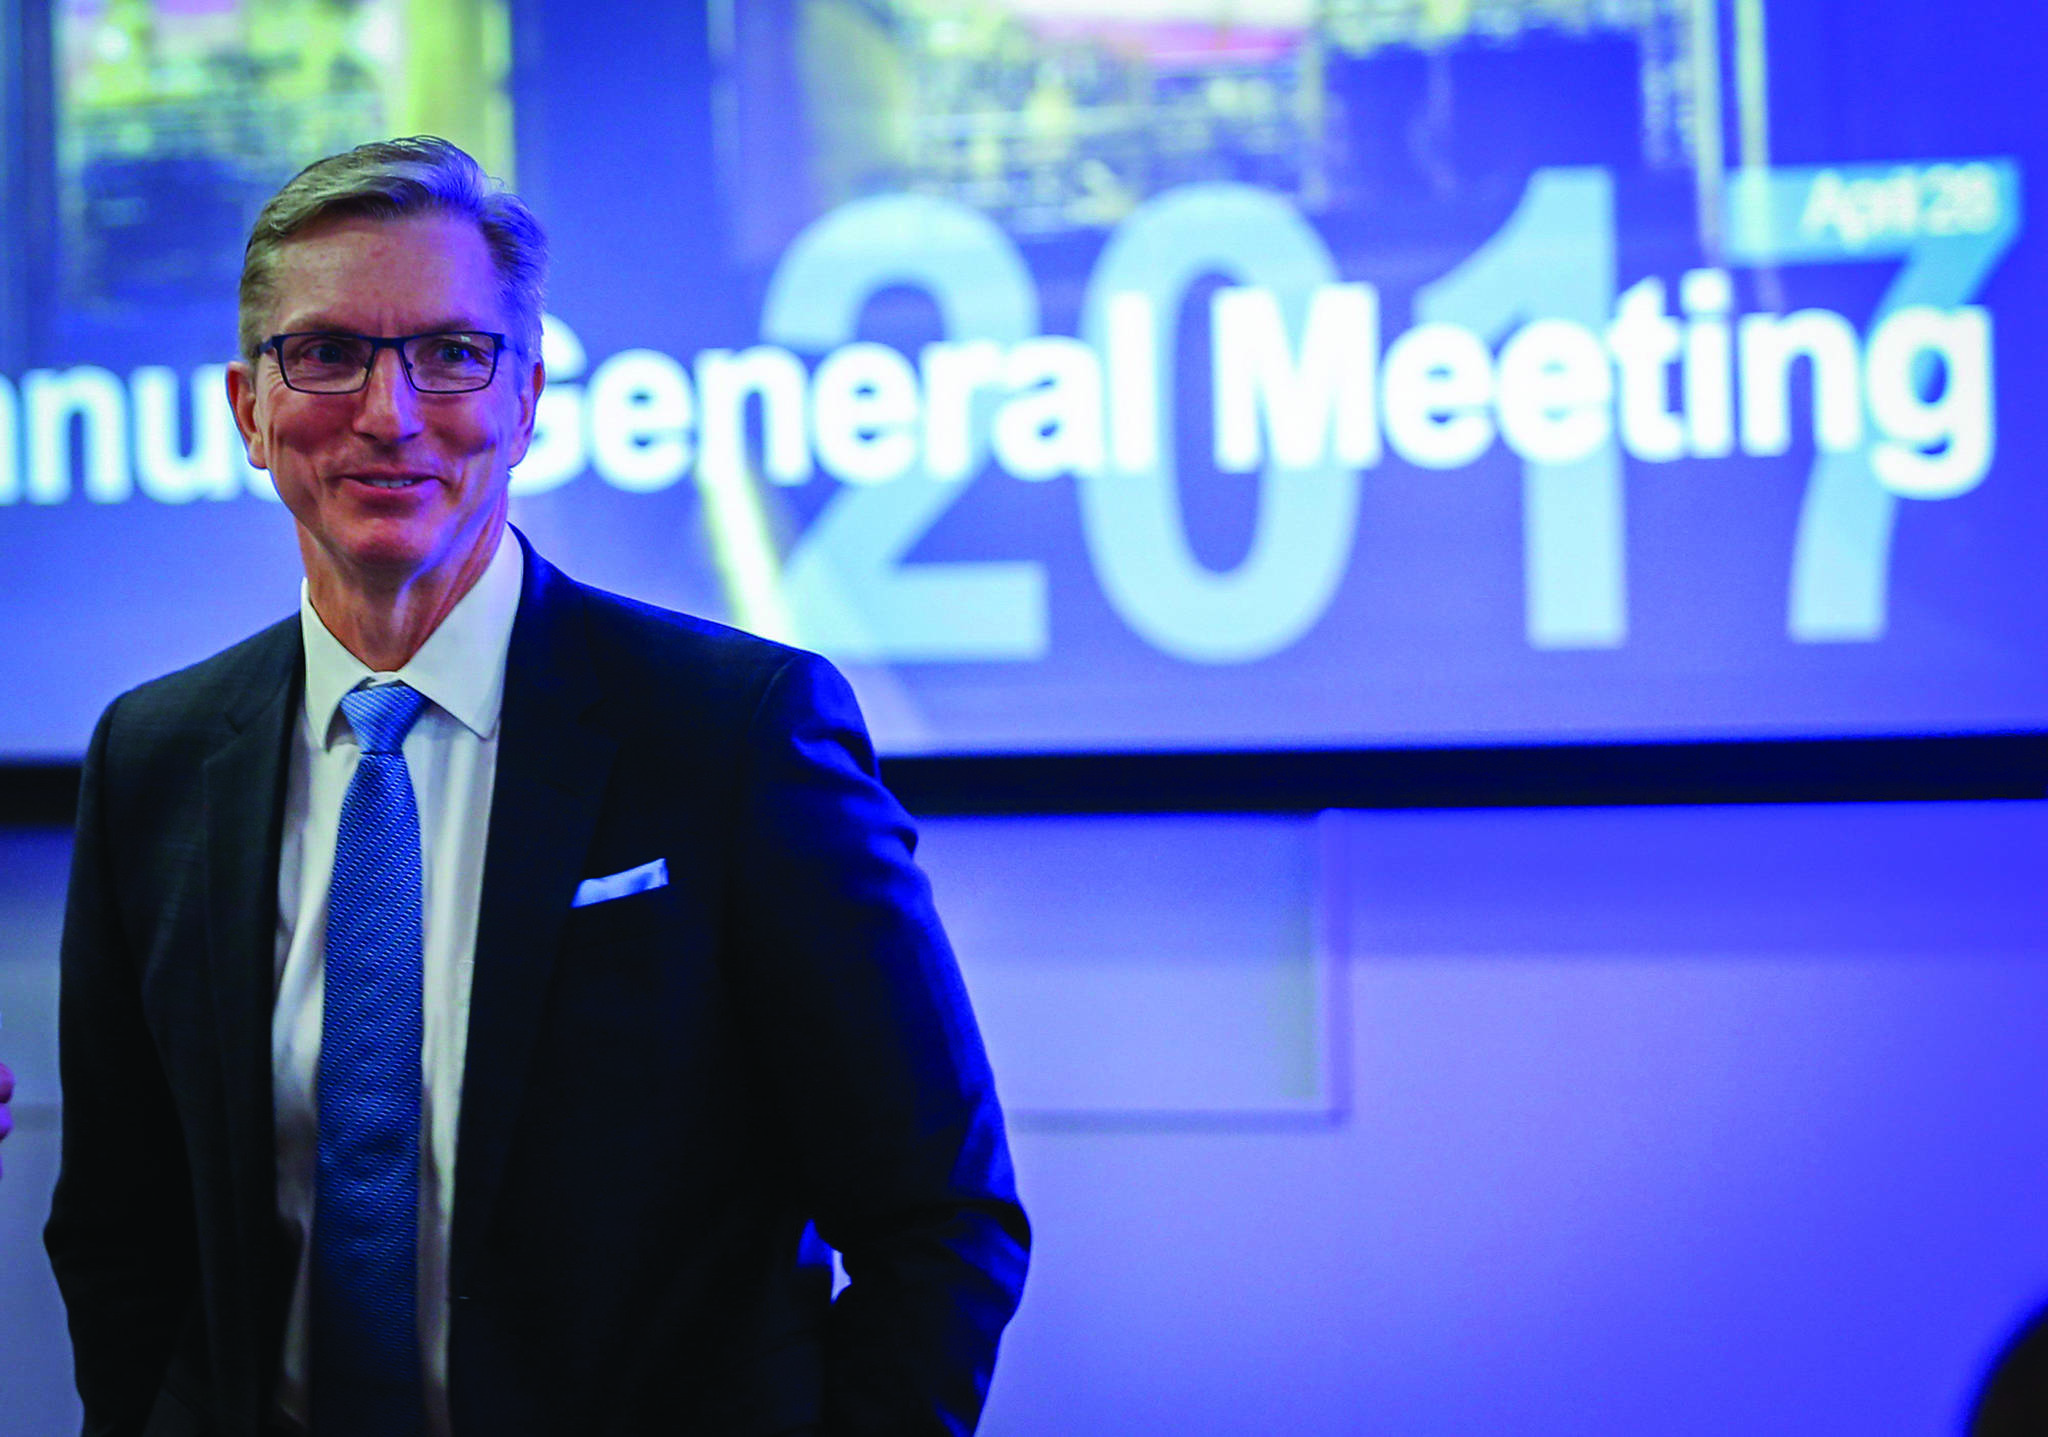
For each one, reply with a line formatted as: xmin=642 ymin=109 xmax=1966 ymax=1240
xmin=281 ymin=207 xmax=490 ymax=253
xmin=268 ymin=212 xmax=503 ymax=328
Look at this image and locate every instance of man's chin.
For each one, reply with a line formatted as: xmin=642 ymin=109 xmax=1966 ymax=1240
xmin=314 ymin=515 xmax=503 ymax=595
xmin=308 ymin=529 xmax=450 ymax=589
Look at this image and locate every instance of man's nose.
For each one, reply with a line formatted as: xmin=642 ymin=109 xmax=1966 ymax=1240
xmin=353 ymin=346 xmax=424 ymax=441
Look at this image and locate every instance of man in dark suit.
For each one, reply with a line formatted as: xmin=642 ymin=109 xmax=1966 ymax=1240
xmin=44 ymin=137 xmax=1027 ymax=1436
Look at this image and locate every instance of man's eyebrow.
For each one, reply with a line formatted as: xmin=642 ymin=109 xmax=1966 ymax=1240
xmin=274 ymin=316 xmax=499 ymax=335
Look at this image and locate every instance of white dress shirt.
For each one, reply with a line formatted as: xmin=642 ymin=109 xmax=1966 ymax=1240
xmin=272 ymin=531 xmax=522 ymax=1434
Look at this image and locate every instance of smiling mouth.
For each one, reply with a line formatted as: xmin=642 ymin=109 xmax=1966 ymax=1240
xmin=350 ymin=475 xmax=431 ymax=489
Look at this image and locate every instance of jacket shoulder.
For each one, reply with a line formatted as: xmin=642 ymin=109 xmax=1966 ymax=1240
xmin=100 ymin=616 xmax=299 ymax=740
xmin=115 ymin=617 xmax=299 ymax=715
xmin=557 ymin=576 xmax=827 ymax=723
xmin=87 ymin=616 xmax=298 ymax=796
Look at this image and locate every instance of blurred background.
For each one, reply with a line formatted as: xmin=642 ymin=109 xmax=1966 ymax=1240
xmin=3 ymin=1 xmax=2047 ymax=1431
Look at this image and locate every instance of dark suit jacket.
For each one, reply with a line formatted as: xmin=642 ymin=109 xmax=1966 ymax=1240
xmin=45 ymin=537 xmax=1029 ymax=1437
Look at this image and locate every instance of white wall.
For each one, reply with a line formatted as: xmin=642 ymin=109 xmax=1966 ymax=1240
xmin=7 ymin=802 xmax=2048 ymax=1434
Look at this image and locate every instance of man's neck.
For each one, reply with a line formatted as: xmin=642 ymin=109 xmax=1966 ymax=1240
xmin=302 ymin=522 xmax=505 ymax=672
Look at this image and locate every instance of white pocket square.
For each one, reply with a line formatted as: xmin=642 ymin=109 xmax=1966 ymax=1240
xmin=572 ymin=857 xmax=669 ymax=908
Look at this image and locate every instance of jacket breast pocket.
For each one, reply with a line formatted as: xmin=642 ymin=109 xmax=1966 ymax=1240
xmin=550 ymin=879 xmax=720 ymax=1052
xmin=561 ymin=875 xmax=677 ymax=950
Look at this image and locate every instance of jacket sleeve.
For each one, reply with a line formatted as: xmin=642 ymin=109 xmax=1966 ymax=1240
xmin=44 ymin=699 xmax=199 ymax=1437
xmin=726 ymin=650 xmax=1029 ymax=1437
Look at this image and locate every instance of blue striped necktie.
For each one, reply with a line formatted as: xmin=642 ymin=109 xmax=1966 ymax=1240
xmin=315 ymin=680 xmax=429 ymax=1435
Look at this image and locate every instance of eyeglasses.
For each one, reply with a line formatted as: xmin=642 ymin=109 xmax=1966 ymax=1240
xmin=260 ymin=330 xmax=509 ymax=394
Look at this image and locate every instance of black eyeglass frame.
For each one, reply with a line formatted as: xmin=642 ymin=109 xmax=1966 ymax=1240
xmin=259 ymin=330 xmax=512 ymax=395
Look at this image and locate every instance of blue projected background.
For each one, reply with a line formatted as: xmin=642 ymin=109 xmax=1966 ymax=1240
xmin=6 ymin=9 xmax=2048 ymax=1437
xmin=0 ymin=0 xmax=2041 ymax=756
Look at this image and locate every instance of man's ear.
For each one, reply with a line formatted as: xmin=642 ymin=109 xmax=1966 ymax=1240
xmin=226 ymin=360 xmax=268 ymax=471
xmin=504 ymin=355 xmax=545 ymax=470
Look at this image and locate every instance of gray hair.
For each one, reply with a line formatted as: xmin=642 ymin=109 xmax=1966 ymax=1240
xmin=237 ymin=135 xmax=546 ymax=362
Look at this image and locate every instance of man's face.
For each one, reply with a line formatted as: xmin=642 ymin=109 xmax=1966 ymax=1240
xmin=229 ymin=212 xmax=541 ymax=594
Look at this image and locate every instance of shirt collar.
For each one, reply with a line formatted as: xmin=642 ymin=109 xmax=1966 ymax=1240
xmin=300 ymin=528 xmax=525 ymax=749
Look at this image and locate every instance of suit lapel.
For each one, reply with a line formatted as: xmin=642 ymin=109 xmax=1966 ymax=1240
xmin=452 ymin=541 xmax=618 ymax=1291
xmin=200 ymin=620 xmax=300 ymax=1344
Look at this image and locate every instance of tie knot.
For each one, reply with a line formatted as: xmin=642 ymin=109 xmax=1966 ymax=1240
xmin=340 ymin=682 xmax=428 ymax=755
